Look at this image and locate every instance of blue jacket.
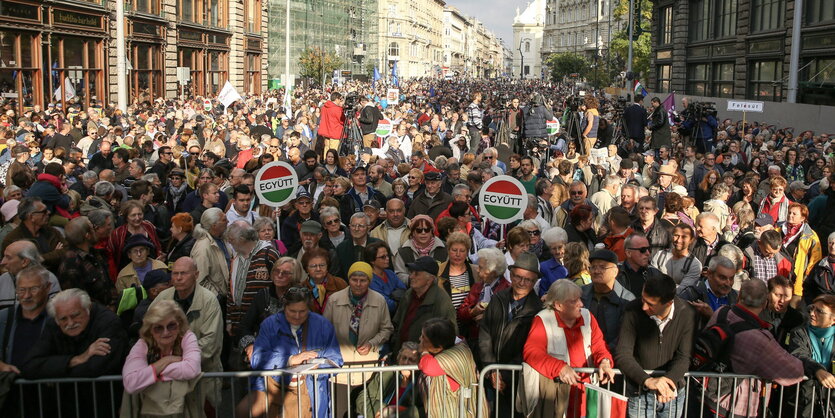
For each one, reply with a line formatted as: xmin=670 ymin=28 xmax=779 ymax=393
xmin=371 ymin=269 xmax=406 ymax=315
xmin=250 ymin=312 xmax=344 ymax=418
xmin=682 ymin=115 xmax=718 ymax=141
xmin=537 ymin=259 xmax=569 ymax=296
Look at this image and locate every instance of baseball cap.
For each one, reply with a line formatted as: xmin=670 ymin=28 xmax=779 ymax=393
xmin=300 ymin=220 xmax=322 ymax=234
xmin=424 ymin=171 xmax=442 ymax=181
xmin=1 ymin=200 xmax=20 ymax=222
xmin=295 ymin=187 xmax=313 ymax=201
xmin=406 ymin=256 xmax=439 ymax=276
xmin=755 ymin=213 xmax=774 ymax=227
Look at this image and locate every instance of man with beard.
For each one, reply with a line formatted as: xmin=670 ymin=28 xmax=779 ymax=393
xmin=368 ymin=164 xmax=393 ymax=198
xmin=295 ymin=149 xmax=319 ymax=184
xmin=517 ymin=156 xmax=537 ymax=194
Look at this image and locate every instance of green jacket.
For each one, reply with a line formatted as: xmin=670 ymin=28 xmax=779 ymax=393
xmin=391 ymin=284 xmax=457 ymax=353
xmin=353 ymin=370 xmax=422 ymax=418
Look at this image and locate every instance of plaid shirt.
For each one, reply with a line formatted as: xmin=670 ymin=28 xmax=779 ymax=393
xmin=751 ymin=246 xmax=778 ymax=282
xmin=57 ymin=246 xmax=115 ymax=307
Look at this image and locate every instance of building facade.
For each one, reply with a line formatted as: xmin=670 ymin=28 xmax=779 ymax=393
xmin=541 ymin=0 xmax=617 ymax=61
xmin=0 ymin=0 xmax=268 ymax=113
xmin=649 ymin=0 xmax=835 ymax=105
xmin=513 ymin=0 xmax=545 ymax=79
xmin=266 ymin=0 xmax=377 ymax=86
xmin=442 ymin=6 xmax=471 ymax=77
xmin=376 ymin=0 xmax=444 ymax=80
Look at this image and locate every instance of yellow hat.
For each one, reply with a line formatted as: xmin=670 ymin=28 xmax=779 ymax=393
xmin=347 ymin=262 xmax=373 ymax=279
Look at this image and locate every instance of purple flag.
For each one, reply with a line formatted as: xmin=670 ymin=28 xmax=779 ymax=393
xmin=662 ymin=93 xmax=676 ymax=125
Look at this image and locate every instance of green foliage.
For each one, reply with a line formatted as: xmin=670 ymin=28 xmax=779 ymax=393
xmin=611 ymin=0 xmax=652 ymax=79
xmin=298 ymin=47 xmax=342 ymax=84
xmin=544 ymin=53 xmax=590 ymax=82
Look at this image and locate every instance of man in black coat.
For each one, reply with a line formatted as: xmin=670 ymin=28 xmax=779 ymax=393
xmin=622 ymin=94 xmax=648 ymax=142
xmin=479 ymin=252 xmax=543 ymax=417
xmin=359 ymin=96 xmax=383 ymax=148
xmin=22 ymin=289 xmax=128 ymax=417
xmin=249 ymin=114 xmax=275 ymax=139
xmin=148 ymin=145 xmax=176 ymax=181
xmin=521 ymin=93 xmax=554 ymax=142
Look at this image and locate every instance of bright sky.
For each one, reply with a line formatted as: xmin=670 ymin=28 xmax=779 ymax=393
xmin=449 ymin=0 xmax=531 ymax=50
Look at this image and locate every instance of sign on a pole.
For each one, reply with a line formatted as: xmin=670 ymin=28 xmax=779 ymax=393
xmin=478 ymin=175 xmax=527 ymax=224
xmin=203 ymin=99 xmax=212 ymax=111
xmin=255 ymin=161 xmax=300 ymax=207
xmin=727 ymin=100 xmax=764 ymax=113
xmin=546 ymin=119 xmax=560 ymax=136
xmin=176 ymin=67 xmax=191 ymax=84
xmin=376 ymin=118 xmax=393 ymax=137
xmin=387 ymin=88 xmax=400 ymax=105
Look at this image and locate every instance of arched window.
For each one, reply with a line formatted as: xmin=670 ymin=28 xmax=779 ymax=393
xmin=389 ymin=42 xmax=399 ymax=56
xmin=525 ymin=41 xmax=530 ymax=52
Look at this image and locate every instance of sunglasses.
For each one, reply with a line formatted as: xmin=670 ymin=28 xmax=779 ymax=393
xmin=628 ymin=246 xmax=651 ymax=253
xmin=152 ymin=321 xmax=179 ymax=334
xmin=570 ymin=191 xmax=584 ymax=196
xmin=413 ymin=227 xmax=432 ymax=234
xmin=325 ymin=219 xmax=340 ymax=225
xmin=527 ymin=230 xmax=541 ymax=236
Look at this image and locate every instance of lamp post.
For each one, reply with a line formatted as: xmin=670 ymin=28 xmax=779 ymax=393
xmin=518 ymin=37 xmax=524 ymax=79
xmin=116 ymin=0 xmax=127 ymax=111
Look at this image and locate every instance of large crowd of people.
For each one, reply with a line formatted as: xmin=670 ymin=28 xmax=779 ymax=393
xmin=0 ymin=78 xmax=833 ymax=418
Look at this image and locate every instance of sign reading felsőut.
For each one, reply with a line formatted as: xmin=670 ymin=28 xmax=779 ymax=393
xmin=255 ymin=161 xmax=299 ymax=207
xmin=727 ymin=100 xmax=764 ymax=113
xmin=478 ymin=175 xmax=527 ymax=224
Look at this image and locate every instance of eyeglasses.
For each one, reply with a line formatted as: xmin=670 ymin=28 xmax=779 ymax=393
xmin=129 ymin=247 xmax=149 ymax=255
xmin=287 ymin=287 xmax=311 ymax=297
xmin=163 ymin=152 xmax=173 ymax=155
xmin=627 ymin=247 xmax=651 ymax=253
xmin=510 ymin=273 xmax=536 ymax=284
xmin=527 ymin=230 xmax=541 ymax=236
xmin=590 ymin=265 xmax=617 ymax=272
xmin=809 ymin=305 xmax=833 ymax=317
xmin=350 ymin=224 xmax=368 ymax=229
xmin=170 ymin=176 xmax=183 ymax=181
xmin=307 ymin=263 xmax=327 ymax=270
xmin=32 ymin=209 xmax=48 ymax=215
xmin=151 ymin=321 xmax=179 ymax=334
xmin=275 ymin=269 xmax=294 ymax=277
xmin=325 ymin=219 xmax=340 ymax=225
xmin=484 ymin=156 xmax=494 ymax=160
xmin=413 ymin=227 xmax=432 ymax=234
xmin=570 ymin=191 xmax=584 ymax=196
xmin=190 ymin=152 xmax=200 ymax=156
xmin=408 ymin=176 xmax=417 ymax=179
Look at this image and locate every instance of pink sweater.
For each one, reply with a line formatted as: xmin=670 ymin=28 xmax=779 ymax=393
xmin=122 ymin=330 xmax=202 ymax=394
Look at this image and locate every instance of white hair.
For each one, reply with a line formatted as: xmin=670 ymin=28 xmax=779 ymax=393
xmin=47 ymin=289 xmax=92 ymax=318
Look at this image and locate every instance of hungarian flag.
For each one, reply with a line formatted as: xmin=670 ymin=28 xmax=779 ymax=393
xmin=585 ymin=383 xmax=627 ymax=418
xmin=633 ymin=80 xmax=648 ymax=98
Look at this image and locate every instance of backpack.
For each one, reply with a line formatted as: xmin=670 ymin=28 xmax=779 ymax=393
xmin=690 ymin=305 xmax=758 ymax=417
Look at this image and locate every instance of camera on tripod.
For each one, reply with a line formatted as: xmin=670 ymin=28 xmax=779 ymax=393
xmin=682 ymin=101 xmax=718 ymax=120
xmin=565 ymin=96 xmax=584 ymax=111
xmin=343 ymin=92 xmax=360 ymax=115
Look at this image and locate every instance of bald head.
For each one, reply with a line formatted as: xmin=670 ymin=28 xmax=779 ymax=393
xmin=171 ymin=256 xmax=199 ymax=297
xmin=99 ymin=169 xmax=116 ymax=183
xmin=65 ymin=216 xmax=95 ymax=247
xmin=2 ymin=240 xmax=42 ymax=276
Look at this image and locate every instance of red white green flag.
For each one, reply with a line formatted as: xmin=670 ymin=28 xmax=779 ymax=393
xmin=585 ymin=383 xmax=627 ymax=418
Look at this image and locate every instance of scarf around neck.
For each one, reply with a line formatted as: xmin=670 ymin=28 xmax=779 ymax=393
xmin=808 ymin=325 xmax=835 ymax=365
xmin=412 ymin=238 xmax=434 ymax=257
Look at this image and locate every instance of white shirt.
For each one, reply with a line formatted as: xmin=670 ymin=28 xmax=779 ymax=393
xmin=651 ymin=302 xmax=676 ymax=334
xmin=226 ymin=208 xmax=258 ymax=225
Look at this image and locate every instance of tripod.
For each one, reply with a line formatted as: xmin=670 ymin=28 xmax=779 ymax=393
xmin=339 ymin=112 xmax=364 ymax=159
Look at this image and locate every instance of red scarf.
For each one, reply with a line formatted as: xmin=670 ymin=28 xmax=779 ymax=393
xmin=783 ymin=223 xmax=802 ymax=244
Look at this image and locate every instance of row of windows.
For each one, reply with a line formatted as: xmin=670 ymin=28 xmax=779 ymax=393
xmin=663 ymin=0 xmax=835 ymax=45
xmin=556 ymin=0 xmax=608 ymax=24
xmin=656 ymin=57 xmax=834 ymax=102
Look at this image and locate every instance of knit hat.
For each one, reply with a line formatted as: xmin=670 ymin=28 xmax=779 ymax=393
xmin=347 ymin=262 xmax=373 ymax=279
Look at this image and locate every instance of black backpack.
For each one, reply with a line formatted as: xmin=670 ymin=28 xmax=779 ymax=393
xmin=690 ymin=305 xmax=758 ymax=417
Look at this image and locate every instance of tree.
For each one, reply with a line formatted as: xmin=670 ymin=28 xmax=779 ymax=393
xmin=544 ymin=53 xmax=590 ymax=82
xmin=609 ymin=0 xmax=652 ymax=80
xmin=298 ymin=47 xmax=342 ymax=85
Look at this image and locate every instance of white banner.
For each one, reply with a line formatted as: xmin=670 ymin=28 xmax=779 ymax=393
xmin=53 ymin=77 xmax=76 ymax=101
xmin=727 ymin=100 xmax=764 ymax=113
xmin=218 ymin=80 xmax=242 ymax=108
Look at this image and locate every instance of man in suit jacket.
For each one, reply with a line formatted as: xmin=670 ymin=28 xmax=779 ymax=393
xmin=623 ymin=95 xmax=648 ymax=143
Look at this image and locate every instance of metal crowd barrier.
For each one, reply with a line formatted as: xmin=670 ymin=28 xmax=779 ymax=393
xmin=10 ymin=364 xmax=833 ymax=418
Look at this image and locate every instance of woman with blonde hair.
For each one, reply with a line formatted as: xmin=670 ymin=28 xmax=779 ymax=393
xmin=121 ymin=300 xmax=202 ymax=417
xmin=407 ymin=168 xmax=424 ymax=199
xmin=580 ymin=96 xmax=600 ymax=156
xmin=563 ymin=242 xmax=591 ymax=285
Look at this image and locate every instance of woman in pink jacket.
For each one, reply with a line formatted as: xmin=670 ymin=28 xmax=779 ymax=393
xmin=121 ymin=300 xmax=202 ymax=417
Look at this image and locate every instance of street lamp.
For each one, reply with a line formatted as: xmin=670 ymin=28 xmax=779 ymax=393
xmin=518 ymin=37 xmax=525 ymax=79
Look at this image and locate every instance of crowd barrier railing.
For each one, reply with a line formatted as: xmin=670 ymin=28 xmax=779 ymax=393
xmin=10 ymin=364 xmax=833 ymax=418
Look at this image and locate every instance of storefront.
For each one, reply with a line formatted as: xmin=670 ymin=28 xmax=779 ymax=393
xmin=0 ymin=1 xmax=44 ymax=113
xmin=244 ymin=37 xmax=262 ymax=95
xmin=128 ymin=18 xmax=166 ymax=103
xmin=48 ymin=7 xmax=108 ymax=110
xmin=177 ymin=27 xmax=230 ymax=97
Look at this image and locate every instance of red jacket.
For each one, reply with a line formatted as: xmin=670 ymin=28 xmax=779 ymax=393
xmin=318 ymin=101 xmax=346 ymax=139
xmin=456 ymin=279 xmax=511 ymax=341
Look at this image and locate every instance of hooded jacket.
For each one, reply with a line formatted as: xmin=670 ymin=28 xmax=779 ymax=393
xmin=318 ymin=100 xmax=346 ymax=139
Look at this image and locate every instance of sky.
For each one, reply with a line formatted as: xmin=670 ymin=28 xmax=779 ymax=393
xmin=449 ymin=0 xmax=531 ymax=50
